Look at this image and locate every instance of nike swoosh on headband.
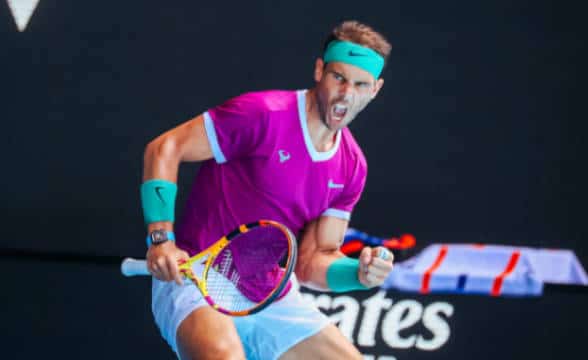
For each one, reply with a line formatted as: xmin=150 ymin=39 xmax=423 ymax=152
xmin=348 ymin=50 xmax=367 ymax=57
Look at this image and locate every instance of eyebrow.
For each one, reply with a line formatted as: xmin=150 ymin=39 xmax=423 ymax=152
xmin=329 ymin=70 xmax=372 ymax=86
xmin=328 ymin=70 xmax=346 ymax=80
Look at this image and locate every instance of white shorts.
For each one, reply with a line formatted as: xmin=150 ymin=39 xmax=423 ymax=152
xmin=152 ymin=275 xmax=330 ymax=360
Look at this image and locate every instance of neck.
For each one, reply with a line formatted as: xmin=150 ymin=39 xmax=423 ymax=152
xmin=305 ymin=89 xmax=339 ymax=152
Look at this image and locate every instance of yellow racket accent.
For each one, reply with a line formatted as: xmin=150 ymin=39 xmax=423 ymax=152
xmin=178 ymin=236 xmax=230 ymax=297
xmin=122 ymin=220 xmax=297 ymax=316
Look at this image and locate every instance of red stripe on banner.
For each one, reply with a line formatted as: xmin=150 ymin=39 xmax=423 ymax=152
xmin=383 ymin=234 xmax=417 ymax=250
xmin=340 ymin=240 xmax=364 ymax=255
xmin=491 ymin=251 xmax=521 ymax=296
xmin=420 ymin=245 xmax=449 ymax=294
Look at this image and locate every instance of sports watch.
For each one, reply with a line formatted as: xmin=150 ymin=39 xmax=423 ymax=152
xmin=146 ymin=229 xmax=176 ymax=247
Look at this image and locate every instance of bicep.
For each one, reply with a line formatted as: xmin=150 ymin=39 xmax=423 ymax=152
xmin=148 ymin=114 xmax=214 ymax=163
xmin=296 ymin=215 xmax=349 ymax=287
xmin=176 ymin=115 xmax=214 ymax=162
xmin=143 ymin=115 xmax=213 ymax=181
xmin=312 ymin=216 xmax=349 ymax=252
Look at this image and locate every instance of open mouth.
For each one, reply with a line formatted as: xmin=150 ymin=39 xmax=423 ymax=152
xmin=331 ymin=103 xmax=348 ymax=121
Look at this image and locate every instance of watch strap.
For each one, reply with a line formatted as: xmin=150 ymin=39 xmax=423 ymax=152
xmin=146 ymin=230 xmax=176 ymax=247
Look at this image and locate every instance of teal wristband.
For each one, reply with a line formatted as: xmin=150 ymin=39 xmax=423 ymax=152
xmin=140 ymin=179 xmax=177 ymax=225
xmin=326 ymin=257 xmax=368 ymax=292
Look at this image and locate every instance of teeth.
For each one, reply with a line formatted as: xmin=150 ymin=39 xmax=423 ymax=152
xmin=333 ymin=104 xmax=347 ymax=116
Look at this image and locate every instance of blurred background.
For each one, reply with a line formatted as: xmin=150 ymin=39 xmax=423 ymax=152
xmin=1 ymin=0 xmax=586 ymax=359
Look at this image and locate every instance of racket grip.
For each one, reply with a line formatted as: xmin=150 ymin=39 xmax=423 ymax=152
xmin=121 ymin=257 xmax=150 ymax=277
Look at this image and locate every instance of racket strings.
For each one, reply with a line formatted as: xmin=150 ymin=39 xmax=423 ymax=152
xmin=205 ymin=248 xmax=250 ymax=311
xmin=207 ymin=267 xmax=254 ymax=311
xmin=205 ymin=226 xmax=291 ymax=312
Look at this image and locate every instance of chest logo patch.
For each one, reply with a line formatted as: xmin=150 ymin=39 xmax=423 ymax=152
xmin=278 ymin=149 xmax=291 ymax=163
xmin=328 ymin=179 xmax=344 ymax=189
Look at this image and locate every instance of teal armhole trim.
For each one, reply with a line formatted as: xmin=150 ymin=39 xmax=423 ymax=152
xmin=140 ymin=179 xmax=177 ymax=225
xmin=326 ymin=257 xmax=368 ymax=292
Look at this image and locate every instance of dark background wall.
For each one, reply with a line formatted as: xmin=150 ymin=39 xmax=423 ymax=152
xmin=1 ymin=1 xmax=586 ymax=359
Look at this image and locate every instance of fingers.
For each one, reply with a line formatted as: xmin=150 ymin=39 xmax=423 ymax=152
xmin=172 ymin=250 xmax=190 ymax=285
xmin=360 ymin=246 xmax=372 ymax=263
xmin=156 ymin=256 xmax=172 ymax=281
xmin=148 ymin=259 xmax=163 ymax=279
xmin=359 ymin=246 xmax=394 ymax=287
xmin=147 ymin=245 xmax=188 ymax=284
xmin=363 ymin=262 xmax=390 ymax=285
xmin=365 ymin=271 xmax=385 ymax=285
xmin=365 ymin=262 xmax=390 ymax=277
xmin=150 ymin=256 xmax=180 ymax=283
xmin=359 ymin=246 xmax=372 ymax=270
xmin=169 ymin=261 xmax=182 ymax=286
xmin=152 ymin=257 xmax=163 ymax=278
xmin=178 ymin=249 xmax=190 ymax=262
xmin=373 ymin=246 xmax=394 ymax=265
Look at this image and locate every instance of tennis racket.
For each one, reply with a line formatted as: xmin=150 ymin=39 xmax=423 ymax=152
xmin=121 ymin=219 xmax=297 ymax=316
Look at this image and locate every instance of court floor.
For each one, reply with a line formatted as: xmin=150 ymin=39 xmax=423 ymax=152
xmin=1 ymin=258 xmax=174 ymax=359
xmin=3 ymin=256 xmax=587 ymax=359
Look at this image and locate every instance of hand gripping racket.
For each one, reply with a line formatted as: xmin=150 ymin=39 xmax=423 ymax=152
xmin=121 ymin=220 xmax=297 ymax=316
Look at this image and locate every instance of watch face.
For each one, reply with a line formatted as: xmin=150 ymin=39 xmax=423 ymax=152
xmin=151 ymin=230 xmax=167 ymax=244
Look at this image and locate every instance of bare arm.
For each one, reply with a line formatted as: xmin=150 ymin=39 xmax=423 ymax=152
xmin=296 ymin=216 xmax=394 ymax=291
xmin=296 ymin=216 xmax=348 ymax=290
xmin=144 ymin=115 xmax=213 ymax=284
xmin=144 ymin=114 xmax=212 ymax=231
xmin=143 ymin=114 xmax=213 ymax=182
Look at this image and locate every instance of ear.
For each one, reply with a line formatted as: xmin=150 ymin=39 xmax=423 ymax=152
xmin=314 ymin=58 xmax=325 ymax=82
xmin=371 ymin=78 xmax=385 ymax=99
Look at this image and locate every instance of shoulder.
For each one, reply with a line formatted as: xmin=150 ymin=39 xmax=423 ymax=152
xmin=225 ymin=90 xmax=297 ymax=113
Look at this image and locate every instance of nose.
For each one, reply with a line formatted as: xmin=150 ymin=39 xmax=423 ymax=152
xmin=339 ymin=82 xmax=354 ymax=100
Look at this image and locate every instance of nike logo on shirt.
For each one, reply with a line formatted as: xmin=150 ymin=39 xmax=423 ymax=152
xmin=328 ymin=180 xmax=344 ymax=189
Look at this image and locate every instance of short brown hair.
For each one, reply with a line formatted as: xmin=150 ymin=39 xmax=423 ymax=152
xmin=323 ymin=20 xmax=392 ymax=68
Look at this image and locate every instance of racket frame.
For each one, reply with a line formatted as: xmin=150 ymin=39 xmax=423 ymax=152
xmin=178 ymin=219 xmax=297 ymax=316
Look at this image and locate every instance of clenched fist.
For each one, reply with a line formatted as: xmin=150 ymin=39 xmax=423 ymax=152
xmin=358 ymin=246 xmax=394 ymax=288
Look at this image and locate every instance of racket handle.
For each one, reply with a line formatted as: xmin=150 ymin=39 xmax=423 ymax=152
xmin=121 ymin=257 xmax=150 ymax=277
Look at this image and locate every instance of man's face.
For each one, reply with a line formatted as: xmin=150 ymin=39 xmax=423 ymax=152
xmin=313 ymin=59 xmax=384 ymax=131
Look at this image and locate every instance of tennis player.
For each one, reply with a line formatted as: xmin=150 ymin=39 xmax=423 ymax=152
xmin=141 ymin=20 xmax=393 ymax=359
